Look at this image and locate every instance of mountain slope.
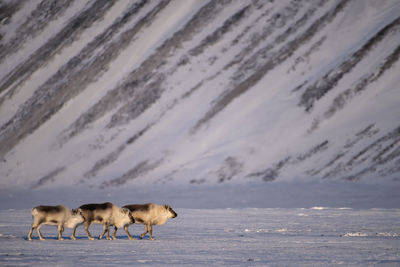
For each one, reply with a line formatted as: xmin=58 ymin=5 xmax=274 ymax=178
xmin=0 ymin=0 xmax=399 ymax=189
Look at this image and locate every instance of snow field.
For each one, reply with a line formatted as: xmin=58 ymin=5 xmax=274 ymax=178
xmin=1 ymin=208 xmax=399 ymax=266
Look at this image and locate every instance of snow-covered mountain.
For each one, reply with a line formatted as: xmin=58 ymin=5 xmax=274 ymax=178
xmin=1 ymin=0 xmax=400 ymax=190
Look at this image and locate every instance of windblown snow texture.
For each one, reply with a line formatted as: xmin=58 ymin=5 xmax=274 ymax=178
xmin=1 ymin=208 xmax=400 ymax=266
xmin=0 ymin=0 xmax=399 ymax=189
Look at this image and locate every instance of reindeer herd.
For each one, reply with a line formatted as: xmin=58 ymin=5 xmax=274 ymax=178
xmin=27 ymin=202 xmax=177 ymax=241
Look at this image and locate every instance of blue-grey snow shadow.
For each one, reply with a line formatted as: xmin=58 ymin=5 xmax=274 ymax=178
xmin=113 ymin=235 xmax=153 ymax=240
xmin=25 ymin=235 xmax=150 ymax=240
xmin=25 ymin=236 xmax=79 ymax=241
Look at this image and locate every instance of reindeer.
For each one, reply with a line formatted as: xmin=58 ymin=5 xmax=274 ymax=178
xmin=27 ymin=205 xmax=84 ymax=241
xmin=112 ymin=203 xmax=177 ymax=240
xmin=72 ymin=202 xmax=134 ymax=240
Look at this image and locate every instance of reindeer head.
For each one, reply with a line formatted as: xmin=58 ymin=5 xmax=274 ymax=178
xmin=164 ymin=204 xmax=177 ymax=218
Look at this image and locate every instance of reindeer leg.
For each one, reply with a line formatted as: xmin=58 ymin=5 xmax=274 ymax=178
xmin=37 ymin=224 xmax=45 ymax=241
xmin=112 ymin=226 xmax=118 ymax=240
xmin=98 ymin=224 xmax=106 ymax=239
xmin=99 ymin=222 xmax=110 ymax=240
xmin=28 ymin=224 xmax=36 ymax=241
xmin=106 ymin=222 xmax=111 ymax=240
xmin=57 ymin=224 xmax=64 ymax=240
xmin=140 ymin=224 xmax=149 ymax=239
xmin=124 ymin=225 xmax=134 ymax=240
xmin=148 ymin=224 xmax=155 ymax=240
xmin=71 ymin=225 xmax=78 ymax=240
xmin=84 ymin=221 xmax=95 ymax=240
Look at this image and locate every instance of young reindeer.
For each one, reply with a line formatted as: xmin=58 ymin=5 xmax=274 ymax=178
xmin=27 ymin=205 xmax=84 ymax=241
xmin=112 ymin=203 xmax=177 ymax=240
xmin=73 ymin=202 xmax=134 ymax=240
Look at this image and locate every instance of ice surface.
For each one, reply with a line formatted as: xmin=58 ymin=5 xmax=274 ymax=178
xmin=0 ymin=208 xmax=399 ymax=266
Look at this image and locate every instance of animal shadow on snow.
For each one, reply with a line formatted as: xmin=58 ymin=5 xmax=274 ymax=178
xmin=25 ymin=235 xmax=151 ymax=241
xmin=114 ymin=235 xmax=154 ymax=240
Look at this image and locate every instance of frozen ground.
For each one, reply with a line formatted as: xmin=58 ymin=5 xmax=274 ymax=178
xmin=1 ymin=208 xmax=399 ymax=266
